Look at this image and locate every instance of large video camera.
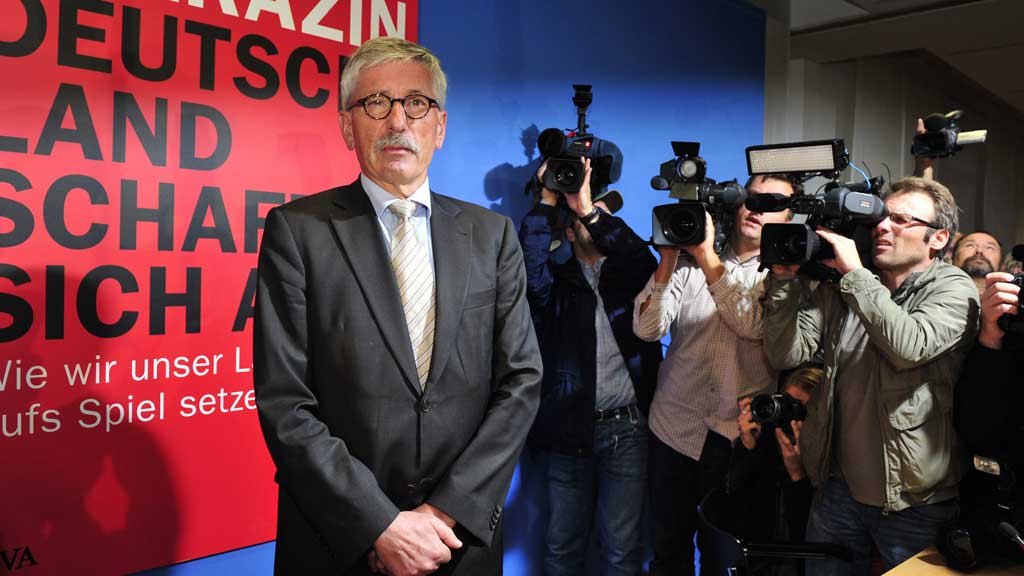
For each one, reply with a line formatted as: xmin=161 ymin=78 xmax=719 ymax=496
xmin=537 ymin=84 xmax=622 ymax=194
xmin=745 ymin=140 xmax=888 ymax=281
xmin=650 ymin=141 xmax=746 ymax=254
xmin=911 ymin=109 xmax=988 ymax=159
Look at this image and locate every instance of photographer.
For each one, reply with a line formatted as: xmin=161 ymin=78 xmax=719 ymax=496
xmin=953 ymin=272 xmax=1021 ymax=560
xmin=633 ymin=174 xmax=799 ymax=575
xmin=730 ymin=365 xmax=822 ymax=575
xmin=520 ymin=158 xmax=662 ymax=575
xmin=763 ymin=177 xmax=980 ymax=575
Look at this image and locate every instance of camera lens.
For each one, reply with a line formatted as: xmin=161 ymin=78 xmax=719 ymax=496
xmin=554 ymin=165 xmax=579 ymax=187
xmin=750 ymin=395 xmax=780 ymax=423
xmin=782 ymin=234 xmax=808 ymax=260
xmin=664 ymin=210 xmax=699 ymax=244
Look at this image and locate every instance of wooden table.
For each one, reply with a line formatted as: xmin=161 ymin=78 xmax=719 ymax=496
xmin=886 ymin=547 xmax=1024 ymax=575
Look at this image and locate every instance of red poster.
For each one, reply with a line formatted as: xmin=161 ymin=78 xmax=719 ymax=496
xmin=0 ymin=1 xmax=418 ymax=574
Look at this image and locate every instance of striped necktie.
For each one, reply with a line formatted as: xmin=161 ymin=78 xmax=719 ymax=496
xmin=388 ymin=200 xmax=434 ymax=390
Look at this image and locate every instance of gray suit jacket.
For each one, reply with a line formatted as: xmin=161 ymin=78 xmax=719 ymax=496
xmin=254 ymin=180 xmax=542 ymax=575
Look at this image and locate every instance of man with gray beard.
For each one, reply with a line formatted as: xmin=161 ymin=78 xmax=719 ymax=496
xmin=953 ymin=230 xmax=1003 ymax=294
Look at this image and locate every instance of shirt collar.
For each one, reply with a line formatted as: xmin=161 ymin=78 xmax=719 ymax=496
xmin=361 ymin=173 xmax=432 ymax=219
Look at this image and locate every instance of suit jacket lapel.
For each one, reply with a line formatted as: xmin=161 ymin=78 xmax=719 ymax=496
xmin=427 ymin=194 xmax=470 ymax=389
xmin=329 ymin=182 xmax=421 ymax=397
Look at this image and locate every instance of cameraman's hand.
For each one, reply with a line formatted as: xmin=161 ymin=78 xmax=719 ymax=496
xmin=771 ymin=264 xmax=801 ymax=279
xmin=535 ymin=161 xmax=558 ymax=207
xmin=914 ymin=118 xmax=935 ymax=180
xmin=682 ymin=211 xmax=715 ymax=260
xmin=979 ymin=271 xmax=1020 ymax=350
xmin=562 ymin=157 xmax=594 ymax=218
xmin=775 ymin=420 xmax=805 ymax=482
xmin=684 ymin=212 xmax=726 ymax=285
xmin=738 ymin=397 xmax=761 ymax=451
xmin=816 ymin=228 xmax=863 ymax=275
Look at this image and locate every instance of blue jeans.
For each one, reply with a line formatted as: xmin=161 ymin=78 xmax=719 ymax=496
xmin=542 ymin=409 xmax=648 ymax=576
xmin=806 ymin=477 xmax=958 ymax=575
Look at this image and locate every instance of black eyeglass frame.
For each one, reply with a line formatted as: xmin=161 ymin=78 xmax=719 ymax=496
xmin=347 ymin=93 xmax=440 ymax=120
xmin=887 ymin=211 xmax=940 ymax=229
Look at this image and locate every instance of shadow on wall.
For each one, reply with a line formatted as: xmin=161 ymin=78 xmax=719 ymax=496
xmin=484 ymin=125 xmax=543 ymax=222
xmin=1 ymin=268 xmax=181 ymax=576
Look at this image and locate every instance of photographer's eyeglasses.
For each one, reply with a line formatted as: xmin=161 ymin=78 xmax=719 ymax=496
xmin=887 ymin=211 xmax=938 ymax=229
xmin=348 ymin=93 xmax=439 ymax=120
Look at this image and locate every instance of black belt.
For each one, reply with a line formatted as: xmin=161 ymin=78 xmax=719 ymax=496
xmin=594 ymin=403 xmax=639 ymax=422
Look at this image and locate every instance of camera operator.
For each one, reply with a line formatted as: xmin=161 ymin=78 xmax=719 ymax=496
xmin=730 ymin=365 xmax=822 ymax=575
xmin=763 ymin=177 xmax=980 ymax=575
xmin=633 ymin=174 xmax=799 ymax=575
xmin=520 ymin=158 xmax=662 ymax=576
xmin=952 ymin=231 xmax=1003 ymax=295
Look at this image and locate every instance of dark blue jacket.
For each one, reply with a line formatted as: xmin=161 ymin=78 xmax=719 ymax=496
xmin=518 ymin=203 xmax=661 ymax=455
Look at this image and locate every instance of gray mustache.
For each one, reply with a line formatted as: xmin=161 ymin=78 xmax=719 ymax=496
xmin=375 ymin=133 xmax=420 ymax=153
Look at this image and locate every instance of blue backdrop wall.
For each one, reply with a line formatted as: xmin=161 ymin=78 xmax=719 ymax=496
xmin=139 ymin=0 xmax=765 ymax=574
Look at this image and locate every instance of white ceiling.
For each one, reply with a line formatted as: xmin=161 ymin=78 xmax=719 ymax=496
xmin=785 ymin=0 xmax=1024 ymax=114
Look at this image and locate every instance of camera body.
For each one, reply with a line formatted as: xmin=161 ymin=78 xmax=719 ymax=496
xmin=538 ymin=84 xmax=622 ymax=194
xmin=650 ymin=141 xmax=746 ymax=253
xmin=912 ymin=109 xmax=988 ymax=159
xmin=750 ymin=392 xmax=807 ymax=432
xmin=997 ymin=269 xmax=1024 ymax=345
xmin=758 ymin=177 xmax=887 ymax=278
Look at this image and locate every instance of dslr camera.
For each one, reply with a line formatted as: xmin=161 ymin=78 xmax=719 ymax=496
xmin=912 ymin=109 xmax=988 ymax=159
xmin=650 ymin=141 xmax=746 ymax=253
xmin=997 ymin=244 xmax=1024 ymax=347
xmin=750 ymin=392 xmax=807 ymax=440
xmin=744 ymin=139 xmax=887 ymax=281
xmin=537 ymin=84 xmax=622 ymax=194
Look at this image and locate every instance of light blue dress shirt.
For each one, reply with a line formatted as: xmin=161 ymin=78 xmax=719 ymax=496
xmin=360 ymin=173 xmax=435 ymax=269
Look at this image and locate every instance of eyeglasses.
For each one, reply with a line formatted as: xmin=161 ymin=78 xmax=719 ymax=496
xmin=348 ymin=93 xmax=439 ymax=120
xmin=887 ymin=211 xmax=939 ymax=229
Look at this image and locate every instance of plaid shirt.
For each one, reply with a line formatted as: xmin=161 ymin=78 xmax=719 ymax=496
xmin=633 ymin=249 xmax=777 ymax=460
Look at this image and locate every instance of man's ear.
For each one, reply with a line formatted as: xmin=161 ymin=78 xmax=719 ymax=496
xmin=930 ymin=228 xmax=951 ymax=253
xmin=434 ymin=109 xmax=447 ymax=150
xmin=339 ymin=112 xmax=356 ymax=150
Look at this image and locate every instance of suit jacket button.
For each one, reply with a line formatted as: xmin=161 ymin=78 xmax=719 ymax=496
xmin=420 ymin=400 xmax=432 ymax=413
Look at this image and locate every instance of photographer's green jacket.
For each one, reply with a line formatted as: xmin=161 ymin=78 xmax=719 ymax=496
xmin=762 ymin=260 xmax=979 ymax=512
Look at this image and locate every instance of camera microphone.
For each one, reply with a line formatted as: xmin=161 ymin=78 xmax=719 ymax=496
xmin=997 ymin=522 xmax=1024 ymax=552
xmin=651 ymin=176 xmax=671 ymax=191
xmin=538 ymin=128 xmax=566 ymax=158
xmin=744 ymin=193 xmax=790 ymax=213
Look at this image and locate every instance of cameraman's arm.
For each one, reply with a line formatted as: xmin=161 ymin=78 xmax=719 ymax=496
xmin=913 ymin=118 xmax=935 ymax=180
xmin=633 ymin=250 xmax=689 ymax=342
xmin=838 ymin=267 xmax=978 ymax=372
xmin=678 ymin=212 xmax=766 ymax=340
xmin=517 ymin=181 xmax=560 ymax=331
xmin=584 ymin=211 xmax=658 ymax=294
xmin=762 ymin=269 xmax=824 ymax=371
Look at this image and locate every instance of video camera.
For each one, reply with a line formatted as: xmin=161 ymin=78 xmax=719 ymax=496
xmin=750 ymin=392 xmax=807 ymax=442
xmin=650 ymin=141 xmax=746 ymax=254
xmin=537 ymin=84 xmax=622 ymax=195
xmin=744 ymin=139 xmax=888 ymax=281
xmin=911 ymin=109 xmax=988 ymax=159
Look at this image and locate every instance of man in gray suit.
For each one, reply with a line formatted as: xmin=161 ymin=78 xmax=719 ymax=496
xmin=254 ymin=37 xmax=542 ymax=576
